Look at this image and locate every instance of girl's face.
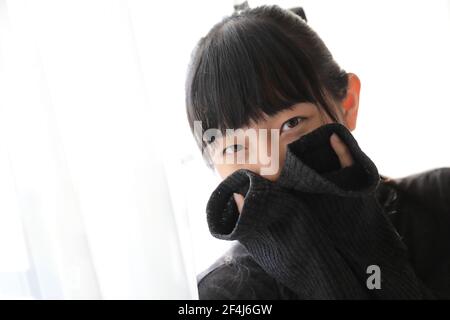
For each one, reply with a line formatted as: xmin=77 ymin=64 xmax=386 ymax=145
xmin=209 ymin=103 xmax=336 ymax=181
xmin=208 ymin=74 xmax=360 ymax=181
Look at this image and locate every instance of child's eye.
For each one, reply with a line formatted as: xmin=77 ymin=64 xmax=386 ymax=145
xmin=281 ymin=116 xmax=304 ymax=133
xmin=223 ymin=144 xmax=244 ymax=155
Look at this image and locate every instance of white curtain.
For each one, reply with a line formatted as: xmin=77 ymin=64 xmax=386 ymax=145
xmin=0 ymin=0 xmax=229 ymax=299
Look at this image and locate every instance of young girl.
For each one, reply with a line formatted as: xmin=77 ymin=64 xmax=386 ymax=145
xmin=185 ymin=5 xmax=450 ymax=299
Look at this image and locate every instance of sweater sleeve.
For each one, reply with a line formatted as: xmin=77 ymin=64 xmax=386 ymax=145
xmin=274 ymin=123 xmax=436 ymax=299
xmin=206 ymin=123 xmax=436 ymax=299
xmin=207 ymin=169 xmax=371 ymax=299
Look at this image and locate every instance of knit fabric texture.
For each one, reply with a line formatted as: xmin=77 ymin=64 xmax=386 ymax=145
xmin=206 ymin=123 xmax=433 ymax=299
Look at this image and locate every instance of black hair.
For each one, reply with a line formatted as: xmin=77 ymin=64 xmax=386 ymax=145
xmin=185 ymin=5 xmax=348 ymax=166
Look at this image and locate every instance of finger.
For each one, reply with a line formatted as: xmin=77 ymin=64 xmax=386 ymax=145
xmin=330 ymin=133 xmax=354 ymax=168
xmin=233 ymin=193 xmax=245 ymax=214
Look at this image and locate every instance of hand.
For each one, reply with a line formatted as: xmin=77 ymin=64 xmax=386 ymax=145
xmin=232 ymin=133 xmax=354 ymax=214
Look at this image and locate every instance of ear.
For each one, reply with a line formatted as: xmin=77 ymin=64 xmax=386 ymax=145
xmin=341 ymin=73 xmax=361 ymax=131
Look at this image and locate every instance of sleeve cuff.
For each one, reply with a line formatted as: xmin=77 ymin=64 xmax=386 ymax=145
xmin=206 ymin=169 xmax=272 ymax=241
xmin=277 ymin=123 xmax=380 ymax=196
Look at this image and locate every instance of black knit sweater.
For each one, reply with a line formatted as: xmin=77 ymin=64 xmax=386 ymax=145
xmin=205 ymin=123 xmax=435 ymax=299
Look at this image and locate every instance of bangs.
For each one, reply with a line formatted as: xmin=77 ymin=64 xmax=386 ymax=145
xmin=186 ymin=14 xmax=326 ymax=139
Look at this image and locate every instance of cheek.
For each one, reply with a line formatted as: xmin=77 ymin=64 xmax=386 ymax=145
xmin=214 ymin=163 xmax=250 ymax=180
xmin=214 ymin=162 xmax=265 ymax=180
xmin=214 ymin=164 xmax=233 ymax=180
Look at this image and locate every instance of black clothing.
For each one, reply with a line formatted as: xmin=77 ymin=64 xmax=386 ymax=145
xmin=199 ymin=123 xmax=450 ymax=299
